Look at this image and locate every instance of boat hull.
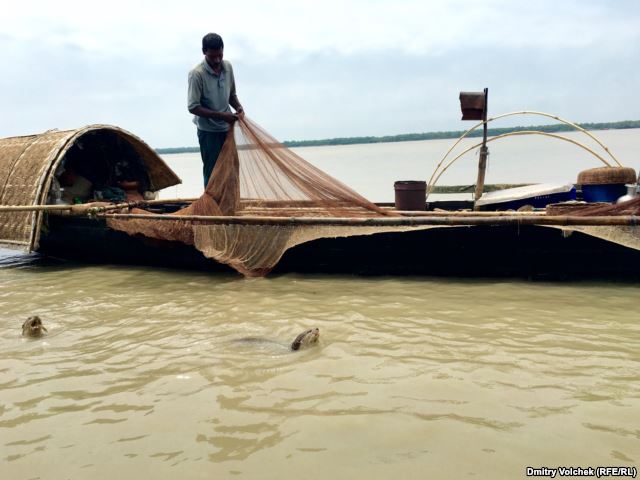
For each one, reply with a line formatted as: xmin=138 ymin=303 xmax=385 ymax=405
xmin=38 ymin=215 xmax=640 ymax=279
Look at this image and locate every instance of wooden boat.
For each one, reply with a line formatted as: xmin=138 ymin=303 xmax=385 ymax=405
xmin=36 ymin=210 xmax=640 ymax=279
xmin=2 ymin=124 xmax=640 ymax=279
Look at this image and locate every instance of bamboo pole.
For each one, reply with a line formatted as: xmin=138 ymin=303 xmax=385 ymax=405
xmin=473 ymin=88 xmax=489 ymax=208
xmin=0 ymin=197 xmax=198 ymax=214
xmin=396 ymin=210 xmax=547 ymax=217
xmin=87 ymin=197 xmax=197 ymax=213
xmin=473 ymin=145 xmax=488 ymax=207
xmin=0 ymin=204 xmax=73 ymax=212
xmin=0 ymin=190 xmax=533 ymax=215
xmin=98 ymin=212 xmax=639 ymax=227
xmin=144 ymin=198 xmax=197 ymax=204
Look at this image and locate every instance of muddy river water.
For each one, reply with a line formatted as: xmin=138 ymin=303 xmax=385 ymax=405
xmin=1 ymin=259 xmax=638 ymax=479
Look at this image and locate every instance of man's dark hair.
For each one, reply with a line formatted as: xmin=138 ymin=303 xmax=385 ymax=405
xmin=202 ymin=33 xmax=224 ymax=52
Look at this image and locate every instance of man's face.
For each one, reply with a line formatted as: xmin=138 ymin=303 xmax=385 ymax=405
xmin=204 ymin=48 xmax=223 ymax=70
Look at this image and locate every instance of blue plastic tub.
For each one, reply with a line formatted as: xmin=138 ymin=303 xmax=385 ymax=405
xmin=582 ymin=184 xmax=627 ymax=203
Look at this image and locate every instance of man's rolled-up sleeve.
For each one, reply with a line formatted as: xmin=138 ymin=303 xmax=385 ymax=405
xmin=187 ymin=71 xmax=202 ymax=111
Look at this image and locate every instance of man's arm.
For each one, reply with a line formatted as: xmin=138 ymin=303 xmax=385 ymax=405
xmin=229 ymin=98 xmax=244 ymax=117
xmin=228 ymin=64 xmax=244 ymax=119
xmin=188 ymin=105 xmax=238 ymax=123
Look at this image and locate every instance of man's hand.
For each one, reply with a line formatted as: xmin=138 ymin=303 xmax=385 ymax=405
xmin=235 ymin=106 xmax=245 ymax=120
xmin=219 ymin=112 xmax=238 ymax=124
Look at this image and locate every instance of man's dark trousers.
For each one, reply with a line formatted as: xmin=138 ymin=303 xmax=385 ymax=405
xmin=197 ymin=129 xmax=228 ymax=188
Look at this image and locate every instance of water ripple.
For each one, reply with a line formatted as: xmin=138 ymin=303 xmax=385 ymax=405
xmin=1 ymin=265 xmax=639 ymax=478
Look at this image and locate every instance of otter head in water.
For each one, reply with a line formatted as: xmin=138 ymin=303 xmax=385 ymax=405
xmin=291 ymin=328 xmax=320 ymax=351
xmin=22 ymin=316 xmax=47 ymax=338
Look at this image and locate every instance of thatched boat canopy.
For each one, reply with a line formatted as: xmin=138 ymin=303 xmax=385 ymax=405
xmin=0 ymin=124 xmax=181 ymax=251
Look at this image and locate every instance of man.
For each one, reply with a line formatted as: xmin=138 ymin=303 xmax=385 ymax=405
xmin=188 ymin=33 xmax=244 ymax=187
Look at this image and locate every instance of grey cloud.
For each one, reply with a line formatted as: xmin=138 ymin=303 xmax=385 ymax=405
xmin=1 ymin=14 xmax=638 ymax=149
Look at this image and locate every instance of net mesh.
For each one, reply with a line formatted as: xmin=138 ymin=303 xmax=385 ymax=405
xmin=548 ymin=197 xmax=640 ymax=216
xmin=108 ymin=117 xmax=398 ymax=276
xmin=546 ymin=192 xmax=640 ymax=254
xmin=570 ymin=196 xmax=640 ymax=216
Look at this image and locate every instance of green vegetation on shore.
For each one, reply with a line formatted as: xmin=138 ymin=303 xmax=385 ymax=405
xmin=156 ymin=120 xmax=640 ymax=154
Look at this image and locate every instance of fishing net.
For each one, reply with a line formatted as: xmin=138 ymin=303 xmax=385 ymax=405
xmin=546 ymin=187 xmax=640 ymax=254
xmin=547 ymin=196 xmax=640 ymax=216
xmin=108 ymin=117 xmax=402 ymax=276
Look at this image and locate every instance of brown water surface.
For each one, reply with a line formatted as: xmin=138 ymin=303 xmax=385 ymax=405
xmin=1 ymin=261 xmax=638 ymax=479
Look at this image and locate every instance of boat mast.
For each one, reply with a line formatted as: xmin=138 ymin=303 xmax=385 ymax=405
xmin=459 ymin=88 xmax=489 ymax=210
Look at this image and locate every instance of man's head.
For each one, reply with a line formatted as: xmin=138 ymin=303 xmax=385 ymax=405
xmin=202 ymin=33 xmax=224 ymax=70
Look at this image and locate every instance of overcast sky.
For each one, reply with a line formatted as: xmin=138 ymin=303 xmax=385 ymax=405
xmin=1 ymin=0 xmax=638 ymax=148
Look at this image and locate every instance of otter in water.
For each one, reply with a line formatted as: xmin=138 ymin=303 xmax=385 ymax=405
xmin=22 ymin=316 xmax=48 ymax=338
xmin=290 ymin=328 xmax=320 ymax=351
xmin=234 ymin=327 xmax=320 ymax=352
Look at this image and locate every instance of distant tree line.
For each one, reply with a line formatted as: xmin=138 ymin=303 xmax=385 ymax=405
xmin=156 ymin=146 xmax=201 ymax=154
xmin=282 ymin=120 xmax=640 ymax=148
xmin=155 ymin=120 xmax=640 ymax=154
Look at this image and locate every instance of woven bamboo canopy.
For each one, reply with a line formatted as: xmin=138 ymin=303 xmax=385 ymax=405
xmin=0 ymin=124 xmax=181 ymax=251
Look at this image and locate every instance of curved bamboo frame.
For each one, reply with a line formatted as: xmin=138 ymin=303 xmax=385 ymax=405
xmin=426 ymin=111 xmax=623 ymax=200
xmin=428 ymin=130 xmax=615 ymax=198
